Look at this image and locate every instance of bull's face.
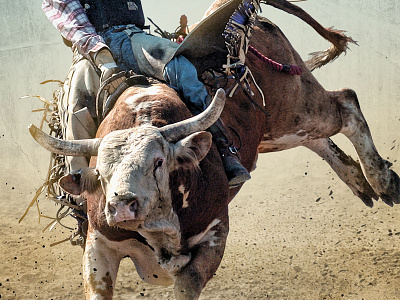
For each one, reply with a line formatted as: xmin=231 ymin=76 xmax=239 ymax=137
xmin=28 ymin=89 xmax=226 ymax=231
xmin=96 ymin=126 xmax=211 ymax=229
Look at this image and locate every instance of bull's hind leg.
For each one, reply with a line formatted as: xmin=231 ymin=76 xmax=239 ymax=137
xmin=336 ymin=89 xmax=400 ymax=206
xmin=174 ymin=215 xmax=229 ymax=300
xmin=305 ymin=138 xmax=378 ymax=207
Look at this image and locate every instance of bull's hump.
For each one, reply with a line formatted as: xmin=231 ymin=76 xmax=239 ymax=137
xmin=122 ymin=86 xmax=162 ymax=125
xmin=121 ymin=84 xmax=188 ymax=127
xmin=124 ymin=85 xmax=166 ymax=106
xmin=135 ymin=100 xmax=161 ymax=125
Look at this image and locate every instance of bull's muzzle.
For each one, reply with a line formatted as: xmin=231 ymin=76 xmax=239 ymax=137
xmin=105 ymin=196 xmax=139 ymax=227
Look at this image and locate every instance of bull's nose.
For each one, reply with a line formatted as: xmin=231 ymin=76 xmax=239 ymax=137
xmin=106 ymin=197 xmax=139 ymax=225
xmin=107 ymin=199 xmax=138 ymax=214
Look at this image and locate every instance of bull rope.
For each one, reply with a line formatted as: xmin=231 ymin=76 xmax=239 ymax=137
xmin=221 ymin=0 xmax=296 ymax=119
xmin=219 ymin=0 xmax=303 ymax=118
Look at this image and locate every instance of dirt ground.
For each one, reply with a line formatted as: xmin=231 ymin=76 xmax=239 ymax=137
xmin=2 ymin=147 xmax=400 ymax=300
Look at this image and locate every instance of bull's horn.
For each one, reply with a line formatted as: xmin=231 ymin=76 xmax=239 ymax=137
xmin=28 ymin=124 xmax=101 ymax=156
xmin=160 ymin=88 xmax=226 ymax=142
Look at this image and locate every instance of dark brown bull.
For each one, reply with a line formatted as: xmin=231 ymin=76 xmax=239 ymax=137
xmin=29 ymin=0 xmax=399 ymax=299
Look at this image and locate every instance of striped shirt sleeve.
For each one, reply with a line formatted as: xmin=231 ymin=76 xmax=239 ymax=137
xmin=42 ymin=0 xmax=108 ymax=58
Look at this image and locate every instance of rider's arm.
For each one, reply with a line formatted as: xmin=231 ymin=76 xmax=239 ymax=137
xmin=42 ymin=0 xmax=107 ymax=60
xmin=42 ymin=0 xmax=120 ymax=85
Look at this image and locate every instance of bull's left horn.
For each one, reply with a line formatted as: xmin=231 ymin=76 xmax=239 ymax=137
xmin=28 ymin=124 xmax=101 ymax=156
xmin=160 ymin=88 xmax=226 ymax=142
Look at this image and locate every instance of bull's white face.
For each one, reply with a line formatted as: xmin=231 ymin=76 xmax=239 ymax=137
xmin=96 ymin=125 xmax=212 ymax=230
xmin=97 ymin=126 xmax=172 ymax=229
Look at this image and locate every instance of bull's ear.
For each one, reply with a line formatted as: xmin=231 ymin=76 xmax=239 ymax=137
xmin=59 ymin=171 xmax=84 ymax=195
xmin=173 ymin=131 xmax=212 ymax=169
xmin=59 ymin=168 xmax=100 ymax=195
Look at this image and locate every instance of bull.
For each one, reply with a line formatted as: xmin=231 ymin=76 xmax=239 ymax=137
xmin=29 ymin=0 xmax=399 ymax=299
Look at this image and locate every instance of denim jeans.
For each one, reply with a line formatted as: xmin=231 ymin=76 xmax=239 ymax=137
xmin=100 ymin=25 xmax=208 ymax=114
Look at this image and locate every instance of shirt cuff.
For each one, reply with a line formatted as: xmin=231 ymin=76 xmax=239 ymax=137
xmin=73 ymin=34 xmax=109 ymax=62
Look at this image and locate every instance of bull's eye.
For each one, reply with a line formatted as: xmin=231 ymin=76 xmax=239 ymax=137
xmin=154 ymin=158 xmax=164 ymax=170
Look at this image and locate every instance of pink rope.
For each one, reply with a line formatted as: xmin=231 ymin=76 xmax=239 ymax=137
xmin=248 ymin=45 xmax=302 ymax=75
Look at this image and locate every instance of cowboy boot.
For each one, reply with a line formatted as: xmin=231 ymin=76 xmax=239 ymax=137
xmin=208 ymin=119 xmax=251 ymax=188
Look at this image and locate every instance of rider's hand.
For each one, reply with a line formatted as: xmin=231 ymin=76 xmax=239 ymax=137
xmin=93 ymin=48 xmax=124 ymax=94
xmin=94 ymin=48 xmax=119 ymax=85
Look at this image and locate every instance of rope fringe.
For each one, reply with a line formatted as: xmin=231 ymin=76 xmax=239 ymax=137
xmin=19 ymin=81 xmax=86 ymax=248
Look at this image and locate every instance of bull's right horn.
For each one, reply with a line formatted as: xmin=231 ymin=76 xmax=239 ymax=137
xmin=28 ymin=124 xmax=101 ymax=156
xmin=160 ymin=88 xmax=226 ymax=142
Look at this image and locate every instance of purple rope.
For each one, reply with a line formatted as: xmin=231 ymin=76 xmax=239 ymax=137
xmin=248 ymin=45 xmax=302 ymax=75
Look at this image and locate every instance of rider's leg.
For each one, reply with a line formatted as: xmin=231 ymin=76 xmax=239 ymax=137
xmin=164 ymin=56 xmax=250 ymax=187
xmin=59 ymin=52 xmax=99 ymax=172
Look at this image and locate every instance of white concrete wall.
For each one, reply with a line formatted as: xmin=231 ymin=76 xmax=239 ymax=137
xmin=1 ymin=0 xmax=71 ymax=210
xmin=1 ymin=0 xmax=399 ymax=214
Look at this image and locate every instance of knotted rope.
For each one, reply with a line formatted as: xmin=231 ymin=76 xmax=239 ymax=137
xmin=248 ymin=45 xmax=302 ymax=75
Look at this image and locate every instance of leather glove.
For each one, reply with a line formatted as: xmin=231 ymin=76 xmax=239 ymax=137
xmin=94 ymin=48 xmax=124 ymax=94
xmin=94 ymin=48 xmax=118 ymax=81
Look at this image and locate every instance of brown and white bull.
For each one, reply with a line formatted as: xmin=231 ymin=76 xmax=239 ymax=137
xmin=29 ymin=0 xmax=399 ymax=299
xmin=30 ymin=87 xmax=231 ymax=299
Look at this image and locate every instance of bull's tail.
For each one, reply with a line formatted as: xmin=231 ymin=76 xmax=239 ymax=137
xmin=261 ymin=0 xmax=357 ymax=70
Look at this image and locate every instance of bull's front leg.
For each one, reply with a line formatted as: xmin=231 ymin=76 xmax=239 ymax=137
xmin=83 ymin=228 xmax=123 ymax=299
xmin=337 ymin=88 xmax=400 ymax=206
xmin=304 ymin=137 xmax=378 ymax=206
xmin=174 ymin=215 xmax=229 ymax=300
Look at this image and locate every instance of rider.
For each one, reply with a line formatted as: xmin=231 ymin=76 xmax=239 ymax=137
xmin=42 ymin=0 xmax=250 ymax=188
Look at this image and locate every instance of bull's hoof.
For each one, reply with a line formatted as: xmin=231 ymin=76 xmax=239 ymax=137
xmin=352 ymin=181 xmax=378 ymax=208
xmin=348 ymin=175 xmax=378 ymax=207
xmin=380 ymin=170 xmax=400 ymax=206
xmin=358 ymin=193 xmax=375 ymax=208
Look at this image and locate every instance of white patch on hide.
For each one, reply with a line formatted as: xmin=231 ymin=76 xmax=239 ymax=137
xmin=188 ymin=219 xmax=221 ymax=248
xmin=260 ymin=131 xmax=310 ymax=151
xmin=124 ymin=85 xmax=165 ymax=116
xmin=178 ymin=184 xmax=190 ymax=208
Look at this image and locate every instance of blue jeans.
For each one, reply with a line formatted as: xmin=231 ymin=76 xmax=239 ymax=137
xmin=101 ymin=26 xmax=208 ymax=114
